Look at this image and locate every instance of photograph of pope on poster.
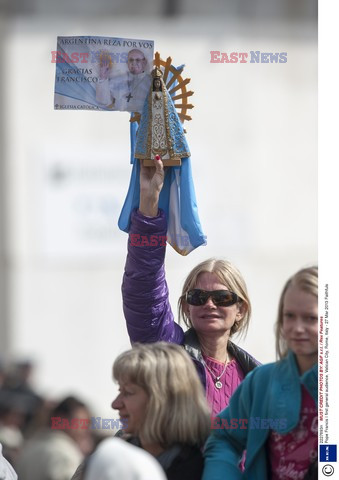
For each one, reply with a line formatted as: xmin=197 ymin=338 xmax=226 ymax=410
xmin=53 ymin=36 xmax=154 ymax=113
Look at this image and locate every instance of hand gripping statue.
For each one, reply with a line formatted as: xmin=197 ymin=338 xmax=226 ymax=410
xmin=134 ymin=67 xmax=190 ymax=167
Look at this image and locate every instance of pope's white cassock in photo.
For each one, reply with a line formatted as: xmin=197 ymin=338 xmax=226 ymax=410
xmin=96 ymin=48 xmax=151 ymax=113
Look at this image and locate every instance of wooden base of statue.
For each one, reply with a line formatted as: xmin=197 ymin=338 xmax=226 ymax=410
xmin=143 ymin=157 xmax=182 ymax=167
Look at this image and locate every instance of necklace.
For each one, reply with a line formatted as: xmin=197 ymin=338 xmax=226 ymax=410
xmin=201 ymin=353 xmax=229 ymax=389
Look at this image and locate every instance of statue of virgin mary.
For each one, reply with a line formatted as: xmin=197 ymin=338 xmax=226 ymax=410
xmin=134 ymin=68 xmax=190 ymax=166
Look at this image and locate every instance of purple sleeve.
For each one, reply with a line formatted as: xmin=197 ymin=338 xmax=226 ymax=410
xmin=122 ymin=209 xmax=185 ymax=345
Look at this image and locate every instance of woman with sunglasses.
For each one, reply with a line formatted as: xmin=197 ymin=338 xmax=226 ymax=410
xmin=122 ymin=157 xmax=259 ymax=415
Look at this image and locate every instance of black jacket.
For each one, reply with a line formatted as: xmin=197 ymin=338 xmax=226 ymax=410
xmin=164 ymin=444 xmax=204 ymax=480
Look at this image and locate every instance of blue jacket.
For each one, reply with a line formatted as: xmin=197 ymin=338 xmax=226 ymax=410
xmin=202 ymin=352 xmax=318 ymax=480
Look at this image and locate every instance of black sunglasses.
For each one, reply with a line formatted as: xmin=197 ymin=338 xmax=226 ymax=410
xmin=186 ymin=289 xmax=239 ymax=307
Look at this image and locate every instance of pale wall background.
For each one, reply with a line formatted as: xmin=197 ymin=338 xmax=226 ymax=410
xmin=0 ymin=2 xmax=317 ymax=419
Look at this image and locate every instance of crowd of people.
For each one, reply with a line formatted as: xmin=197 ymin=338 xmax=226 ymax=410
xmin=0 ymin=365 xmax=100 ymax=480
xmin=1 ymin=157 xmax=318 ymax=479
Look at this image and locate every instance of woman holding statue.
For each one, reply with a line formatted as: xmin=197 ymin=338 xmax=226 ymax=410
xmin=122 ymin=86 xmax=260 ymax=414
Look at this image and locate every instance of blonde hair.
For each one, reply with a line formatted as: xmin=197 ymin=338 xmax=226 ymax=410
xmin=113 ymin=342 xmax=210 ymax=448
xmin=275 ymin=266 xmax=318 ymax=359
xmin=178 ymin=258 xmax=251 ymax=337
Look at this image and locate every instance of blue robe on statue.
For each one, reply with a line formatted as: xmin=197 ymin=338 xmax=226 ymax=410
xmin=118 ymin=71 xmax=206 ymax=255
xmin=134 ymin=82 xmax=190 ymax=163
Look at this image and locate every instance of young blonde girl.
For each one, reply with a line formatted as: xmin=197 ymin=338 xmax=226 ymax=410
xmin=203 ymin=266 xmax=318 ymax=480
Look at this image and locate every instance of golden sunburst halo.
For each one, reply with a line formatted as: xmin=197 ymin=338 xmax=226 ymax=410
xmin=130 ymin=51 xmax=194 ymax=126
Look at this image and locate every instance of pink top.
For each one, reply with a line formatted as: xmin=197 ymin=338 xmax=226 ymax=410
xmin=203 ymin=354 xmax=245 ymax=417
xmin=268 ymin=385 xmax=318 ymax=479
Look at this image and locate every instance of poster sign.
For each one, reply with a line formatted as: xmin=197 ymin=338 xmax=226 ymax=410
xmin=53 ymin=36 xmax=154 ymax=113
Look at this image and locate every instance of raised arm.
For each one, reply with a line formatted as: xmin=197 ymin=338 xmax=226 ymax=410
xmin=138 ymin=155 xmax=164 ymax=217
xmin=122 ymin=158 xmax=185 ymax=345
